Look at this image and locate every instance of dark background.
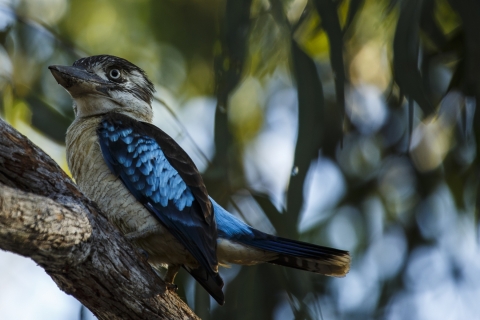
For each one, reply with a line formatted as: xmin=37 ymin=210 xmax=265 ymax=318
xmin=0 ymin=0 xmax=479 ymax=319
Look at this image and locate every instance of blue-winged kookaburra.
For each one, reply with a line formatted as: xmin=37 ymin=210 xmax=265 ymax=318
xmin=49 ymin=55 xmax=350 ymax=305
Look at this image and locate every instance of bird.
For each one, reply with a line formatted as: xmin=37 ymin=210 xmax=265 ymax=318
xmin=49 ymin=54 xmax=350 ymax=305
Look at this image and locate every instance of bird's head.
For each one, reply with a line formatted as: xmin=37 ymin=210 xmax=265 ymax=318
xmin=49 ymin=55 xmax=155 ymax=122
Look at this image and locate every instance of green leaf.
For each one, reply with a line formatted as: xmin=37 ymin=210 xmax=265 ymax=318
xmin=313 ymin=0 xmax=346 ymax=122
xmin=448 ymin=0 xmax=480 ymax=98
xmin=420 ymin=0 xmax=447 ymax=50
xmin=344 ymin=0 xmax=365 ymax=36
xmin=287 ymin=41 xmax=325 ymax=237
xmin=393 ymin=0 xmax=434 ymax=115
xmin=205 ymin=0 xmax=253 ymax=200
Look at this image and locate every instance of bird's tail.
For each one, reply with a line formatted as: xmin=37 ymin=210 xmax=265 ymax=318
xmin=183 ymin=265 xmax=225 ymax=305
xmin=244 ymin=234 xmax=350 ymax=277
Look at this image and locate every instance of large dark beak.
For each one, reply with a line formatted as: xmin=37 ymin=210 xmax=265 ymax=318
xmin=48 ymin=65 xmax=110 ymax=97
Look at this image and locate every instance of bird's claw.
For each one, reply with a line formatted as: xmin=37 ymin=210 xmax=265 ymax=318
xmin=138 ymin=249 xmax=149 ymax=260
xmin=166 ymin=283 xmax=178 ymax=292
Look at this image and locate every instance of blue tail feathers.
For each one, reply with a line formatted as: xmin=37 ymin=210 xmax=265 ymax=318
xmin=242 ymin=234 xmax=350 ymax=276
xmin=212 ymin=197 xmax=350 ymax=277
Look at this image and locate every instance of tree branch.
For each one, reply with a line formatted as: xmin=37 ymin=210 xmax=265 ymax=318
xmin=0 ymin=117 xmax=199 ymax=320
xmin=0 ymin=185 xmax=91 ymax=267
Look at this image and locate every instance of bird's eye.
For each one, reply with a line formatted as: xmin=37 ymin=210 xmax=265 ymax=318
xmin=109 ymin=69 xmax=121 ymax=80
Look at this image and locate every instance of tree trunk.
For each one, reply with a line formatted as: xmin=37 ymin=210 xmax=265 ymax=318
xmin=0 ymin=118 xmax=199 ymax=320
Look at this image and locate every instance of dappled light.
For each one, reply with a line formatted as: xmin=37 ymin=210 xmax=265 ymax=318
xmin=0 ymin=0 xmax=479 ymax=319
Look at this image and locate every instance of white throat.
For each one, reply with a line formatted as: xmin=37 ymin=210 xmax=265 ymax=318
xmin=73 ymin=94 xmax=153 ymax=123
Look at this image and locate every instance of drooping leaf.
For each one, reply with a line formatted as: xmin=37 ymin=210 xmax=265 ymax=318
xmin=313 ymin=0 xmax=346 ymax=125
xmin=447 ymin=0 xmax=480 ymax=98
xmin=343 ymin=0 xmax=365 ymax=35
xmin=205 ymin=0 xmax=253 ymax=201
xmin=251 ymin=192 xmax=286 ymax=230
xmin=287 ymin=41 xmax=325 ymax=238
xmin=408 ymin=97 xmax=414 ymax=150
xmin=446 ymin=33 xmax=465 ymax=92
xmin=420 ymin=0 xmax=447 ymax=50
xmin=214 ymin=0 xmax=253 ymax=108
xmin=447 ymin=0 xmax=480 ymax=228
xmin=393 ymin=0 xmax=434 ymax=115
xmin=0 ymin=24 xmax=12 ymax=46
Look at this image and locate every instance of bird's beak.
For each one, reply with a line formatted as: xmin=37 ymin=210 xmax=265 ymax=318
xmin=48 ymin=65 xmax=111 ymax=97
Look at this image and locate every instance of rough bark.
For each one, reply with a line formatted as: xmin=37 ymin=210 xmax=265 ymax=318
xmin=0 ymin=117 xmax=199 ymax=320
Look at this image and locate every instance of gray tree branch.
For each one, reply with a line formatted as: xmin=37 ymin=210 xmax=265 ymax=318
xmin=0 ymin=117 xmax=199 ymax=320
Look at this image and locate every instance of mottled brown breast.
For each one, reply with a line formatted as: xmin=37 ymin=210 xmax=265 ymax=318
xmin=66 ymin=117 xmax=149 ymax=234
xmin=66 ymin=117 xmax=195 ymax=266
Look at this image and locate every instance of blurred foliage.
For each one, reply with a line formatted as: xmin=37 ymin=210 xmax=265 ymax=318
xmin=1 ymin=0 xmax=480 ymax=319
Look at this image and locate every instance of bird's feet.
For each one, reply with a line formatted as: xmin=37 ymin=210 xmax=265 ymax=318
xmin=165 ymin=283 xmax=178 ymax=292
xmin=137 ymin=248 xmax=149 ymax=260
xmin=163 ymin=265 xmax=180 ymax=292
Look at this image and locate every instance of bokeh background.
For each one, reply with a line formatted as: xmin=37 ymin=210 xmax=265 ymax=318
xmin=1 ymin=0 xmax=479 ymax=319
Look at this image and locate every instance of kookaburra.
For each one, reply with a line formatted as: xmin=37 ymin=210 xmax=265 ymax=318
xmin=49 ymin=55 xmax=350 ymax=305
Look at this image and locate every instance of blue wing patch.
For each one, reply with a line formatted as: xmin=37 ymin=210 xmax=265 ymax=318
xmin=96 ymin=113 xmax=220 ymax=286
xmin=99 ymin=121 xmax=195 ymax=210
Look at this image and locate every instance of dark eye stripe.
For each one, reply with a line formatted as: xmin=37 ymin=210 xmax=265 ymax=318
xmin=73 ymin=55 xmax=155 ymax=103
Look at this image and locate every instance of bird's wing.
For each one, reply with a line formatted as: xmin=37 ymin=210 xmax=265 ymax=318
xmin=97 ymin=112 xmax=218 ymax=274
